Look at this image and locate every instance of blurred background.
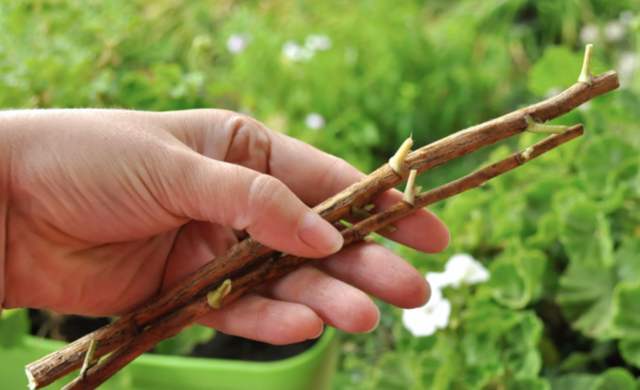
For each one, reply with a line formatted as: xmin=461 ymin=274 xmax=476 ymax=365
xmin=1 ymin=0 xmax=640 ymax=389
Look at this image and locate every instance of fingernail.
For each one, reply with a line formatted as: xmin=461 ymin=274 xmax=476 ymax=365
xmin=312 ymin=326 xmax=325 ymax=339
xmin=365 ymin=306 xmax=381 ymax=333
xmin=298 ymin=212 xmax=344 ymax=255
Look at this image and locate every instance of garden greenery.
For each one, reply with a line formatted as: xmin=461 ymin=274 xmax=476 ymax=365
xmin=1 ymin=0 xmax=639 ymax=389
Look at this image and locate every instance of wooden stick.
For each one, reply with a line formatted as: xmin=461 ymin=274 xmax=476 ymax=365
xmin=60 ymin=125 xmax=584 ymax=390
xmin=26 ymin=71 xmax=618 ymax=389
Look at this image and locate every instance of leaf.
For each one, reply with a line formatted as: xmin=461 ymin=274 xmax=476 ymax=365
xmin=557 ymin=259 xmax=617 ymax=339
xmin=576 ymin=136 xmax=637 ymax=198
xmin=615 ymin=239 xmax=640 ymax=285
xmin=619 ymin=338 xmax=640 ymax=368
xmin=154 ymin=324 xmax=215 ymax=356
xmin=463 ymin=301 xmax=525 ymax=338
xmin=488 ymin=261 xmax=528 ymax=309
xmin=486 ymin=244 xmax=547 ymax=309
xmin=559 ymin=199 xmax=613 ymax=267
xmin=551 ymin=374 xmax=601 ymax=390
xmin=509 ymin=378 xmax=551 ymax=390
xmin=415 ymin=335 xmax=463 ymax=390
xmin=503 ymin=312 xmax=543 ymax=379
xmin=488 ymin=193 xmax=526 ymax=245
xmin=612 ymin=282 xmax=640 ymax=339
xmin=0 ymin=308 xmax=28 ymax=348
xmin=525 ymin=212 xmax=559 ymax=249
xmin=371 ymin=352 xmax=418 ymax=390
xmin=598 ymin=368 xmax=637 ymax=390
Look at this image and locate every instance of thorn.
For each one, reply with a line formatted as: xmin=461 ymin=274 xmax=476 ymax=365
xmin=402 ymin=170 xmax=418 ymax=205
xmin=388 ymin=135 xmax=414 ymax=175
xmin=578 ymin=44 xmax=594 ymax=86
xmin=207 ymin=279 xmax=233 ymax=309
xmin=525 ymin=114 xmax=568 ymax=134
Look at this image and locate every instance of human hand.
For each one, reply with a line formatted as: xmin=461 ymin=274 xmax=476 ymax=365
xmin=0 ymin=109 xmax=449 ymax=344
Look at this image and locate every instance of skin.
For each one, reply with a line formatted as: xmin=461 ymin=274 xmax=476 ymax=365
xmin=0 ymin=109 xmax=449 ymax=345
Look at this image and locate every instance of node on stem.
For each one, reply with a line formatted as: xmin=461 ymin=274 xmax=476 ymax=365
xmin=402 ymin=170 xmax=418 ymax=205
xmin=521 ymin=147 xmax=534 ymax=161
xmin=207 ymin=279 xmax=233 ymax=309
xmin=389 ymin=135 xmax=413 ymax=175
xmin=578 ymin=44 xmax=594 ymax=86
xmin=525 ymin=115 xmax=568 ymax=134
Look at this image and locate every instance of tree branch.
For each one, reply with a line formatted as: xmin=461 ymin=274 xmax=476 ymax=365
xmin=26 ymin=71 xmax=618 ymax=390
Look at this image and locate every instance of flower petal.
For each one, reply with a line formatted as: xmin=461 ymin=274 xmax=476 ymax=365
xmin=444 ymin=253 xmax=490 ymax=287
xmin=426 ymin=271 xmax=456 ymax=290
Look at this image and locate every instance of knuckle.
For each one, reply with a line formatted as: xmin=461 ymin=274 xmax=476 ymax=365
xmin=246 ymin=174 xmax=287 ymax=218
xmin=319 ymin=157 xmax=351 ymax=195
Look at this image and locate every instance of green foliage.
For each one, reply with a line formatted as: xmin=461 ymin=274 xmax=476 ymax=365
xmin=1 ymin=0 xmax=639 ymax=387
xmin=338 ymin=2 xmax=640 ymax=387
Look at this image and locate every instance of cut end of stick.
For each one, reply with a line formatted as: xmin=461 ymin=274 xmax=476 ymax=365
xmin=207 ymin=279 xmax=233 ymax=309
xmin=402 ymin=170 xmax=418 ymax=205
xmin=578 ymin=44 xmax=594 ymax=86
xmin=388 ymin=136 xmax=413 ymax=175
xmin=26 ymin=368 xmax=37 ymax=390
xmin=525 ymin=115 xmax=568 ymax=134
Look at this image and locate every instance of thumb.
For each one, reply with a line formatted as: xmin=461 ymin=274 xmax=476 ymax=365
xmin=159 ymin=152 xmax=343 ymax=259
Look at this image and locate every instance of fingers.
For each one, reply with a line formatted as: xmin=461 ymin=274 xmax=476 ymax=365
xmin=259 ymin=265 xmax=381 ymax=334
xmin=309 ymin=242 xmax=430 ymax=309
xmin=158 ymin=153 xmax=343 ymax=259
xmin=197 ymin=293 xmax=324 ymax=345
xmin=159 ymin=109 xmax=449 ymax=254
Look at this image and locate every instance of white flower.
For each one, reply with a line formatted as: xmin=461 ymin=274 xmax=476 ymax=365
xmin=282 ymin=41 xmax=314 ymax=62
xmin=604 ymin=21 xmax=626 ymax=42
xmin=580 ymin=24 xmax=600 ymax=44
xmin=305 ymin=34 xmax=332 ymax=51
xmin=227 ymin=33 xmax=250 ymax=54
xmin=402 ymin=287 xmax=452 ymax=337
xmin=443 ymin=254 xmax=490 ymax=288
xmin=426 ymin=271 xmax=457 ymax=290
xmin=305 ymin=113 xmax=325 ymax=130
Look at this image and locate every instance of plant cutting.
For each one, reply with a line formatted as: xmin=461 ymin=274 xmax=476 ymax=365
xmin=25 ymin=45 xmax=620 ymax=390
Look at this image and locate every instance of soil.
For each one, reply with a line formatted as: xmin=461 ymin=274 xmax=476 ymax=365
xmin=28 ymin=309 xmax=318 ymax=362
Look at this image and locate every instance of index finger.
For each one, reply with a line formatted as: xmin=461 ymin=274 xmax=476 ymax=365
xmin=162 ymin=109 xmax=449 ymax=253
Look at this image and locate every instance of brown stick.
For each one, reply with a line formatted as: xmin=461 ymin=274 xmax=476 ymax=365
xmin=26 ymin=71 xmax=618 ymax=389
xmin=60 ymin=125 xmax=584 ymax=390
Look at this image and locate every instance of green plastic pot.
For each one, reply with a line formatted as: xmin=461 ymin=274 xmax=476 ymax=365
xmin=0 ymin=309 xmax=339 ymax=390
